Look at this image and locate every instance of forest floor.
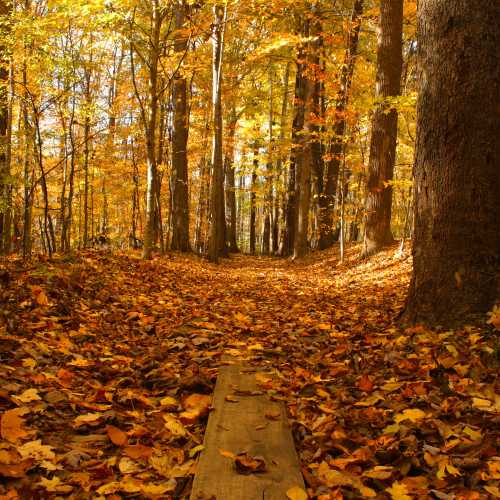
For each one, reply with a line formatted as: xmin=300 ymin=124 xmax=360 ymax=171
xmin=0 ymin=246 xmax=498 ymax=499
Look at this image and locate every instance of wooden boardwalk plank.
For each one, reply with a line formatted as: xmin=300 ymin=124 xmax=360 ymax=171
xmin=190 ymin=364 xmax=305 ymax=500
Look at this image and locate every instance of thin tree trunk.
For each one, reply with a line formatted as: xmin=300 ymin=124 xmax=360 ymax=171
xmin=0 ymin=0 xmax=9 ymax=253
xmin=250 ymin=145 xmax=258 ymax=255
xmin=82 ymin=59 xmax=92 ymax=248
xmin=361 ymin=0 xmax=403 ymax=257
xmin=276 ymin=62 xmax=290 ymax=255
xmin=319 ymin=0 xmax=364 ymax=249
xmin=207 ymin=3 xmax=227 ymax=263
xmin=262 ymin=68 xmax=274 ymax=255
xmin=140 ymin=0 xmax=161 ymax=260
xmin=224 ymin=108 xmax=238 ymax=252
xmin=404 ymin=0 xmax=500 ymax=326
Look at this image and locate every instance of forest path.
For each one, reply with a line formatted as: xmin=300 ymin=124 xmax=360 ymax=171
xmin=1 ymin=247 xmax=497 ymax=498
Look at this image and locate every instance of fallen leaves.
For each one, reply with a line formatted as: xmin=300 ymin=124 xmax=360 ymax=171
xmin=0 ymin=409 xmax=31 ymax=443
xmin=219 ymin=449 xmax=267 ymax=474
xmin=179 ymin=393 xmax=212 ymax=423
xmin=106 ymin=425 xmax=128 ymax=446
xmin=0 ymin=245 xmax=497 ymax=498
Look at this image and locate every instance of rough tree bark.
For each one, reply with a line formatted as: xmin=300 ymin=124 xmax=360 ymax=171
xmin=278 ymin=41 xmax=305 ymax=257
xmin=361 ymin=0 xmax=403 ymax=257
xmin=170 ymin=0 xmax=191 ymax=252
xmin=318 ymin=0 xmax=363 ymax=249
xmin=403 ymin=0 xmax=500 ymax=326
xmin=293 ymin=8 xmax=321 ymax=259
xmin=207 ymin=3 xmax=227 ymax=263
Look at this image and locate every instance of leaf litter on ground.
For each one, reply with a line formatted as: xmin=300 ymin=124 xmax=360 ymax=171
xmin=0 ymin=245 xmax=498 ymax=498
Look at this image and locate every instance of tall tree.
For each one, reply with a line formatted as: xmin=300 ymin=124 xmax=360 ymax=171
xmin=207 ymin=3 xmax=227 ymax=263
xmin=224 ymin=107 xmax=239 ymax=252
xmin=128 ymin=0 xmax=165 ymax=259
xmin=361 ymin=0 xmax=403 ymax=257
xmin=404 ymin=0 xmax=500 ymax=326
xmin=318 ymin=0 xmax=363 ymax=249
xmin=293 ymin=7 xmax=321 ymax=259
xmin=170 ymin=0 xmax=190 ymax=252
xmin=0 ymin=0 xmax=10 ymax=254
xmin=279 ymin=26 xmax=306 ymax=257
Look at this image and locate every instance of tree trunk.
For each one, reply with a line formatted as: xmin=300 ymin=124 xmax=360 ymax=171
xmin=224 ymin=109 xmax=239 ymax=252
xmin=262 ymin=68 xmax=274 ymax=256
xmin=318 ymin=0 xmax=363 ymax=249
xmin=292 ymin=74 xmax=314 ymax=259
xmin=0 ymin=0 xmax=9 ymax=254
xmin=171 ymin=0 xmax=191 ymax=252
xmin=279 ymin=48 xmax=305 ymax=256
xmin=361 ymin=0 xmax=403 ymax=257
xmin=207 ymin=3 xmax=227 ymax=263
xmin=250 ymin=146 xmax=258 ymax=255
xmin=141 ymin=0 xmax=161 ymax=260
xmin=275 ymin=62 xmax=290 ymax=255
xmin=403 ymin=0 xmax=500 ymax=326
xmin=293 ymin=11 xmax=321 ymax=259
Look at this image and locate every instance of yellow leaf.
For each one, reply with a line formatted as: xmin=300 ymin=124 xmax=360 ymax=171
xmin=73 ymin=412 xmax=103 ymax=428
xmin=17 ymin=440 xmax=55 ymax=461
xmin=386 ymin=481 xmax=412 ymax=500
xmin=159 ymin=396 xmax=178 ymax=409
xmin=39 ymin=477 xmax=73 ymax=494
xmin=163 ymin=414 xmax=187 ymax=437
xmin=472 ymin=397 xmax=492 ymax=409
xmin=394 ymin=408 xmax=426 ymax=424
xmin=463 ymin=426 xmax=482 ymax=441
xmin=286 ymin=485 xmax=308 ymax=500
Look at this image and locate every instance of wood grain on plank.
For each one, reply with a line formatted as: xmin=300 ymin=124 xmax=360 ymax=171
xmin=190 ymin=364 xmax=304 ymax=500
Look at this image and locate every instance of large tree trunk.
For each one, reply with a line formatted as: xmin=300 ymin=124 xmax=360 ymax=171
xmin=404 ymin=1 xmax=500 ymax=326
xmin=293 ymin=10 xmax=321 ymax=259
xmin=318 ymin=0 xmax=363 ymax=249
xmin=361 ymin=0 xmax=403 ymax=257
xmin=207 ymin=3 xmax=227 ymax=263
xmin=278 ymin=48 xmax=305 ymax=256
xmin=170 ymin=1 xmax=191 ymax=252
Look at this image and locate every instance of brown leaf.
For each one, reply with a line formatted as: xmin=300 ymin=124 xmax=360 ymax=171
xmin=234 ymin=453 xmax=267 ymax=474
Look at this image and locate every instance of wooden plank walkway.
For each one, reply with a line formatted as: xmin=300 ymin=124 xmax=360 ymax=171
xmin=190 ymin=364 xmax=305 ymax=500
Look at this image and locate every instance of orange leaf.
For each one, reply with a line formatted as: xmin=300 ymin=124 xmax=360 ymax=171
xmin=107 ymin=425 xmax=128 ymax=447
xmin=357 ymin=375 xmax=374 ymax=393
xmin=0 ymin=408 xmax=30 ymax=443
xmin=123 ymin=444 xmax=153 ymax=460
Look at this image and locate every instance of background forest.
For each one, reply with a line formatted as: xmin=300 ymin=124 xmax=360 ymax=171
xmin=0 ymin=0 xmax=417 ymax=262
